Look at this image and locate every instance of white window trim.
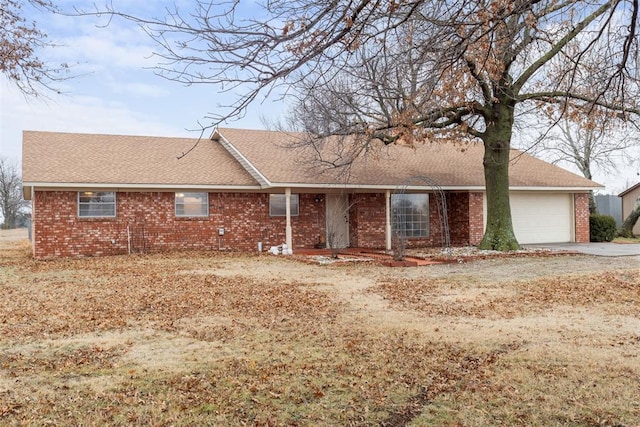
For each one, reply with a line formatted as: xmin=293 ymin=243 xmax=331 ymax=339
xmin=175 ymin=192 xmax=209 ymax=217
xmin=391 ymin=193 xmax=430 ymax=238
xmin=77 ymin=191 xmax=116 ymax=218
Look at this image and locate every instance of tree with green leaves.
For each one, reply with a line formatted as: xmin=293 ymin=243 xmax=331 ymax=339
xmin=96 ymin=0 xmax=640 ymax=250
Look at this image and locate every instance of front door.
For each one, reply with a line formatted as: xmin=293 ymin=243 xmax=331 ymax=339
xmin=326 ymin=194 xmax=350 ymax=248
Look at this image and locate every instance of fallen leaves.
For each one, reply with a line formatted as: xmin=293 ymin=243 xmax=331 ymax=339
xmin=371 ymin=270 xmax=640 ymax=318
xmin=0 ymin=252 xmax=341 ymax=341
xmin=0 ymin=243 xmax=639 ymax=426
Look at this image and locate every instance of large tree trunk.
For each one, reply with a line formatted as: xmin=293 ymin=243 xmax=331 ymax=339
xmin=478 ymin=104 xmax=520 ymax=251
xmin=619 ymin=204 xmax=640 ymax=238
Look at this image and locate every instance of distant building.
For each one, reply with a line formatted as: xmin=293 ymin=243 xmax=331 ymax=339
xmin=595 ymin=194 xmax=622 ymax=226
xmin=619 ymin=183 xmax=640 ymax=236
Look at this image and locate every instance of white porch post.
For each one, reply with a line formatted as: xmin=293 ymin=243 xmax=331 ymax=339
xmin=285 ymin=188 xmax=293 ymax=250
xmin=385 ymin=190 xmax=392 ymax=251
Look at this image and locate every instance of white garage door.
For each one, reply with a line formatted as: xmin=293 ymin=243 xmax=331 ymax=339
xmin=510 ymin=193 xmax=573 ymax=244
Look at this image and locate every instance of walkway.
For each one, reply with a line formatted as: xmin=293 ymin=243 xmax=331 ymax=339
xmin=524 ymin=242 xmax=640 ymax=257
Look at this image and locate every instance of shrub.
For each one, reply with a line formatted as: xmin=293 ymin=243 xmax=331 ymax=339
xmin=590 ymin=214 xmax=617 ymax=242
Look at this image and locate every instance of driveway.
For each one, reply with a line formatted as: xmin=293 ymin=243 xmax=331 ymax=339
xmin=524 ymin=242 xmax=640 ymax=257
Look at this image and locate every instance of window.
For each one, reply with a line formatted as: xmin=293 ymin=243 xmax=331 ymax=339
xmin=78 ymin=191 xmax=116 ymax=217
xmin=269 ymin=194 xmax=299 ymax=216
xmin=392 ymin=193 xmax=429 ymax=237
xmin=175 ymin=192 xmax=209 ymax=217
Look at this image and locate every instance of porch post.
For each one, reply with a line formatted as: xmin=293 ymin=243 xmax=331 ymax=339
xmin=385 ymin=190 xmax=392 ymax=251
xmin=285 ymin=188 xmax=293 ymax=250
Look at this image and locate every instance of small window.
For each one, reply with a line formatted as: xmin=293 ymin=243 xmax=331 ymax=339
xmin=269 ymin=194 xmax=299 ymax=217
xmin=392 ymin=193 xmax=429 ymax=237
xmin=78 ymin=191 xmax=116 ymax=217
xmin=175 ymin=192 xmax=209 ymax=217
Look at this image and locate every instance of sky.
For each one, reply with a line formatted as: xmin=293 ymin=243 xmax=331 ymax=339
xmin=0 ymin=1 xmax=284 ymax=168
xmin=0 ymin=1 xmax=638 ymax=195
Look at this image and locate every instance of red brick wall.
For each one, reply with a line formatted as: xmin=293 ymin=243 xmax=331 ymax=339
xmin=574 ymin=192 xmax=590 ymax=243
xmin=32 ymin=190 xmax=489 ymax=258
xmin=348 ymin=193 xmax=447 ymax=249
xmin=32 ymin=191 xmax=325 ymax=258
xmin=349 ymin=194 xmax=386 ymax=248
xmin=469 ymin=192 xmax=485 ymax=245
xmin=440 ymin=192 xmax=484 ymax=246
xmin=447 ymin=192 xmax=470 ymax=246
xmin=348 ymin=192 xmax=482 ymax=249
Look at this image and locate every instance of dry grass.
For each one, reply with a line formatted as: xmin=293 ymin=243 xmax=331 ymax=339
xmin=614 ymin=236 xmax=640 ymax=244
xmin=1 ymin=233 xmax=639 ymax=426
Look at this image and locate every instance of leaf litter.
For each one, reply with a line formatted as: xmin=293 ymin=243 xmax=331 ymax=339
xmin=0 ymin=236 xmax=639 ymax=426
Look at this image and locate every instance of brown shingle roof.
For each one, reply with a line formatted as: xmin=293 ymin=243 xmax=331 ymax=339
xmin=216 ymin=128 xmax=601 ymax=189
xmin=22 ymin=128 xmax=601 ymax=191
xmin=22 ymin=131 xmax=258 ymax=187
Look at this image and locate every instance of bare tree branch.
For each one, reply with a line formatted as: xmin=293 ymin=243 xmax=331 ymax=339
xmin=82 ymin=0 xmax=640 ymax=250
xmin=1 ymin=0 xmax=70 ymax=96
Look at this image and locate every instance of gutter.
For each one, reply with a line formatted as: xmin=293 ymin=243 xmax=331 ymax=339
xmin=255 ymin=183 xmax=603 ymax=192
xmin=22 ymin=182 xmax=263 ymax=192
xmin=23 ymin=180 xmax=601 ymax=195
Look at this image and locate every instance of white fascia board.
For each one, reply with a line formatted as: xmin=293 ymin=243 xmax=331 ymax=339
xmin=23 ymin=182 xmax=262 ymax=191
xmin=266 ymin=183 xmax=601 ymax=192
xmin=214 ymin=130 xmax=272 ymax=188
xmin=24 ymin=181 xmax=600 ymax=193
xmin=508 ymin=186 xmax=602 ymax=192
xmin=268 ymin=183 xmax=487 ymax=191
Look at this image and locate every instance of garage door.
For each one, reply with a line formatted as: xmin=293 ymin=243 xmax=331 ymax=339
xmin=509 ymin=193 xmax=573 ymax=244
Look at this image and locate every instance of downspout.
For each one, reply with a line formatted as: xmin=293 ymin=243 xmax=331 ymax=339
xmin=285 ymin=188 xmax=293 ymax=251
xmin=385 ymin=190 xmax=392 ymax=251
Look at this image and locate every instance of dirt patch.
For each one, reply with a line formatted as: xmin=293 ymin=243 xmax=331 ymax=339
xmin=0 ymin=228 xmax=28 ymax=248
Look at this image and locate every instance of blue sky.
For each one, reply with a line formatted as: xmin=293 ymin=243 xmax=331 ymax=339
xmin=0 ymin=1 xmax=284 ymax=166
xmin=0 ymin=1 xmax=637 ymax=194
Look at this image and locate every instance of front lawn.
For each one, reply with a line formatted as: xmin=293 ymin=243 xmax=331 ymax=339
xmin=1 ymin=238 xmax=639 ymax=426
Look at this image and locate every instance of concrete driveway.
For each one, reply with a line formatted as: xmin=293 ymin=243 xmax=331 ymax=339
xmin=524 ymin=242 xmax=640 ymax=257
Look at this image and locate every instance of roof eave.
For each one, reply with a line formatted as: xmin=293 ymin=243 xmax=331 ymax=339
xmin=23 ymin=182 xmax=263 ymax=191
xmin=263 ymin=182 xmax=602 ymax=192
xmin=619 ymin=182 xmax=640 ymax=197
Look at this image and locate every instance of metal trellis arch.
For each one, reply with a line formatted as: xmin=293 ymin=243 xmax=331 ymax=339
xmin=392 ymin=176 xmax=451 ymax=258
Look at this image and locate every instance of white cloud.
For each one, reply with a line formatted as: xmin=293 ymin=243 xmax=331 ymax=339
xmin=107 ymin=81 xmax=171 ymax=98
xmin=1 ymin=2 xmax=288 ymax=169
xmin=0 ymin=77 xmax=191 ymax=166
xmin=59 ymin=32 xmax=156 ymax=70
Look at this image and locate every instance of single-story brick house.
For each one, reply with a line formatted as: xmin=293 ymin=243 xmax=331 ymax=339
xmin=620 ymin=182 xmax=640 ymax=236
xmin=22 ymin=128 xmax=600 ymax=258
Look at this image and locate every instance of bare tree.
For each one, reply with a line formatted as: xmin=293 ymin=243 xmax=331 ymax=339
xmin=0 ymin=158 xmax=29 ymax=229
xmin=92 ymin=0 xmax=640 ymax=250
xmin=1 ymin=0 xmax=68 ymax=96
xmin=532 ymin=118 xmax=639 ymax=213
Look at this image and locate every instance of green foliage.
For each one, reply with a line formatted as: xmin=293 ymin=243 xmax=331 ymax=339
xmin=589 ymin=214 xmax=617 ymax=242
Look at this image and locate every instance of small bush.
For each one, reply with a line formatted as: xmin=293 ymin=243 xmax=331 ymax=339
xmin=590 ymin=214 xmax=617 ymax=242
